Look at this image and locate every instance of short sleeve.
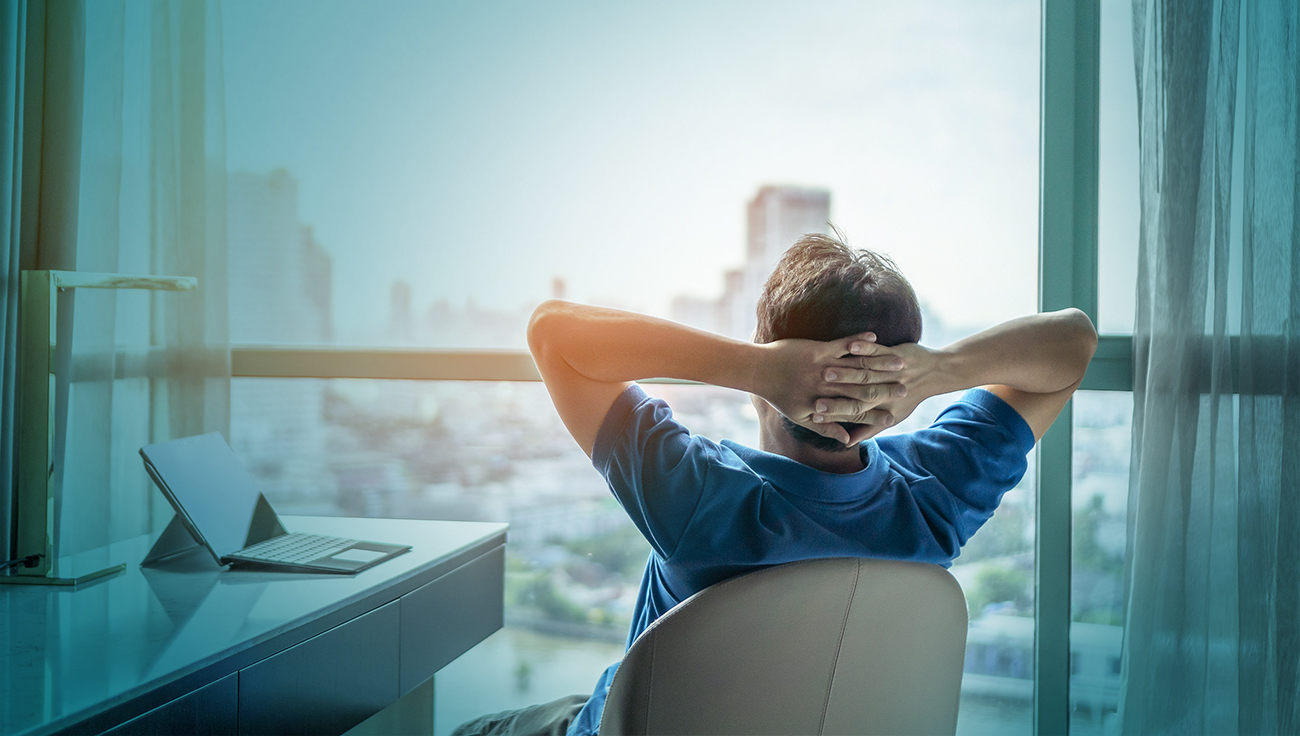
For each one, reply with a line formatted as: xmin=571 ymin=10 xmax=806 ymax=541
xmin=875 ymin=388 xmax=1035 ymax=543
xmin=591 ymin=385 xmax=716 ymax=559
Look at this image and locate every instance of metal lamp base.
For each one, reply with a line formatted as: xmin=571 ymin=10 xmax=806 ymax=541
xmin=0 ymin=562 xmax=127 ymax=586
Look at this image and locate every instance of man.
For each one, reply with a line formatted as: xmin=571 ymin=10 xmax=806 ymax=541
xmin=459 ymin=234 xmax=1096 ymax=736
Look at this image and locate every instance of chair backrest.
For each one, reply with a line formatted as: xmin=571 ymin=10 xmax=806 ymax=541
xmin=599 ymin=557 xmax=968 ymax=736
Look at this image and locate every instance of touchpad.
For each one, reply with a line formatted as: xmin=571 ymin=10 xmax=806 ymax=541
xmin=331 ymin=548 xmax=386 ymax=564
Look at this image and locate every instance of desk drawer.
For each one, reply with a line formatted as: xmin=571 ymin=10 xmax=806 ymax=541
xmin=399 ymin=545 xmax=505 ymax=693
xmin=103 ymin=673 xmax=237 ymax=736
xmin=239 ymin=600 xmax=399 ymax=736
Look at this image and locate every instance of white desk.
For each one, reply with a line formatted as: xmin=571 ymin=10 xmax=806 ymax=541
xmin=1 ymin=516 xmax=508 ymax=735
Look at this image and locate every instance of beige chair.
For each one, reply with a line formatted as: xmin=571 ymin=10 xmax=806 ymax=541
xmin=599 ymin=557 xmax=968 ymax=736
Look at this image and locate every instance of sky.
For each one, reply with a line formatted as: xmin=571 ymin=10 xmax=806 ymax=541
xmin=221 ymin=0 xmax=1139 ymax=343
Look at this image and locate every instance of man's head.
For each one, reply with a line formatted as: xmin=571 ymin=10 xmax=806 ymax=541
xmin=754 ymin=232 xmax=922 ymax=452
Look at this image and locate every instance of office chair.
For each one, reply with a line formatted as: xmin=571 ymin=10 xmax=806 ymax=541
xmin=599 ymin=557 xmax=968 ymax=736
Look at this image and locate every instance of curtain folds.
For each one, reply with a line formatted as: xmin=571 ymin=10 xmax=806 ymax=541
xmin=1123 ymin=0 xmax=1300 ymax=732
xmin=13 ymin=0 xmax=229 ymax=559
xmin=0 ymin=0 xmax=28 ymax=560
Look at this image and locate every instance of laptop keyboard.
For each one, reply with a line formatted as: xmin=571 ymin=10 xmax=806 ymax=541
xmin=238 ymin=534 xmax=354 ymax=564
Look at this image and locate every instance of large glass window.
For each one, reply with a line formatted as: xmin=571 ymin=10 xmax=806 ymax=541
xmin=222 ymin=0 xmax=1041 ymax=349
xmin=1097 ymin=0 xmax=1139 ymax=335
xmin=1069 ymin=390 xmax=1132 ymax=735
xmin=223 ymin=2 xmax=1043 ymax=734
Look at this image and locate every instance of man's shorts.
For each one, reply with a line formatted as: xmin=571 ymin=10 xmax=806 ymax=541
xmin=451 ymin=694 xmax=589 ymax=736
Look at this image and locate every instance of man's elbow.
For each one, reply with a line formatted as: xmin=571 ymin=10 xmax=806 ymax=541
xmin=1060 ymin=307 xmax=1098 ymax=380
xmin=527 ymin=299 xmax=572 ymax=362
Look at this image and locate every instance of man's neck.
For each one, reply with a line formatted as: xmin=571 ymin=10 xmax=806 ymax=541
xmin=757 ymin=415 xmax=866 ymax=474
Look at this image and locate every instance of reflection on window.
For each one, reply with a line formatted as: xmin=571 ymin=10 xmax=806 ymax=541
xmin=1070 ymin=390 xmax=1132 ymax=735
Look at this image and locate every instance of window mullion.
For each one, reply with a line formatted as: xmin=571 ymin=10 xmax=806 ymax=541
xmin=1038 ymin=1 xmax=1100 ymax=734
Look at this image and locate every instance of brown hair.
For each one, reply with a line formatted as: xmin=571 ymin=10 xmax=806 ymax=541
xmin=755 ymin=232 xmax=922 ymax=450
xmin=756 ymin=233 xmax=921 ymax=347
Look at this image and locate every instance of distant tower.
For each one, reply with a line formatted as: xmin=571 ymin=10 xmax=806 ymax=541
xmin=301 ymin=226 xmax=333 ymax=343
xmin=720 ymin=267 xmax=747 ymax=339
xmin=227 ymin=169 xmax=334 ymax=502
xmin=390 ymin=280 xmax=413 ymax=343
xmin=670 ymin=294 xmax=718 ymax=334
xmin=227 ymin=169 xmax=333 ymax=344
xmin=739 ymin=186 xmax=831 ymax=339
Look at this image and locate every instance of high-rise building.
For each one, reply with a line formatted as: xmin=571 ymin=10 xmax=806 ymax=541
xmin=746 ymin=186 xmax=832 ymax=275
xmin=739 ymin=186 xmax=831 ymax=339
xmin=227 ymin=170 xmax=332 ymax=345
xmin=227 ymin=169 xmax=335 ymax=506
xmin=302 ymin=226 xmax=333 ymax=344
xmin=390 ymin=279 xmax=413 ymax=343
xmin=669 ymin=295 xmax=719 ymax=334
xmin=671 ymin=185 xmax=831 ymax=340
xmin=719 ymin=267 xmax=747 ymax=339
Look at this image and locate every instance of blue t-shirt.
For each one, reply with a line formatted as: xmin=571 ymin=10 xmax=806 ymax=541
xmin=565 ymin=385 xmax=1035 ymax=736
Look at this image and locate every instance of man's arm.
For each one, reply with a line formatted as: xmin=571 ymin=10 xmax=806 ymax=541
xmin=813 ymin=308 xmax=1098 ymax=440
xmin=526 ymin=300 xmax=899 ymax=456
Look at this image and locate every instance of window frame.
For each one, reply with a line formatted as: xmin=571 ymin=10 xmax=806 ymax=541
xmin=1037 ymin=2 xmax=1100 ymax=734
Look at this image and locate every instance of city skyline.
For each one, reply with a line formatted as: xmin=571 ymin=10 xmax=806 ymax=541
xmin=222 ymin=0 xmax=1062 ymax=342
xmin=230 ymin=172 xmax=975 ymax=349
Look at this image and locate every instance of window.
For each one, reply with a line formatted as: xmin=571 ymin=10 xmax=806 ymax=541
xmin=1097 ymin=0 xmax=1140 ymax=335
xmin=217 ymin=3 xmax=1087 ymax=736
xmin=1069 ymin=391 xmax=1131 ymax=734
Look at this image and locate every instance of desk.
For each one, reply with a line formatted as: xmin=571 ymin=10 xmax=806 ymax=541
xmin=1 ymin=516 xmax=508 ymax=735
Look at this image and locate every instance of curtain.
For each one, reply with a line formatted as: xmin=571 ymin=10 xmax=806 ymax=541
xmin=12 ymin=0 xmax=229 ymax=560
xmin=1122 ymin=0 xmax=1300 ymax=732
xmin=0 ymin=0 xmax=26 ymax=561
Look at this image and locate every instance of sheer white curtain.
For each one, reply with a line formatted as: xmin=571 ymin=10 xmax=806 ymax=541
xmin=27 ymin=0 xmax=229 ymax=558
xmin=0 ymin=0 xmax=25 ymax=560
xmin=1122 ymin=0 xmax=1300 ymax=732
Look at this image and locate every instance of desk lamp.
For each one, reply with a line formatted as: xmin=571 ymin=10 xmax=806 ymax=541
xmin=1 ymin=270 xmax=196 ymax=586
